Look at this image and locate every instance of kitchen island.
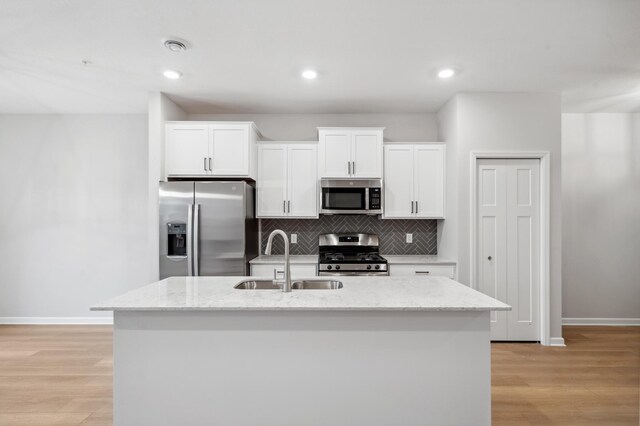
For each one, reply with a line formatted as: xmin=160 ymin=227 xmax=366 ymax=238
xmin=92 ymin=276 xmax=509 ymax=426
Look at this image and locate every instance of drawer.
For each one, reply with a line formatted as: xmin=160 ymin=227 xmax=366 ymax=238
xmin=388 ymin=264 xmax=456 ymax=279
xmin=250 ymin=264 xmax=317 ymax=278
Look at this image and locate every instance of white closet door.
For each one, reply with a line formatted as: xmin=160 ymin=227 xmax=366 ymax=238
xmin=477 ymin=159 xmax=508 ymax=340
xmin=505 ymin=159 xmax=540 ymax=341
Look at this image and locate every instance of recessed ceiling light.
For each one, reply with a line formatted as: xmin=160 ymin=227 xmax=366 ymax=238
xmin=302 ymin=69 xmax=318 ymax=80
xmin=438 ymin=68 xmax=455 ymax=79
xmin=164 ymin=39 xmax=187 ymax=52
xmin=163 ymin=70 xmax=182 ymax=79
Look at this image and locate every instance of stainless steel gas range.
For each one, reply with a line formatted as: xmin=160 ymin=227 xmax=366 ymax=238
xmin=317 ymin=233 xmax=389 ymax=276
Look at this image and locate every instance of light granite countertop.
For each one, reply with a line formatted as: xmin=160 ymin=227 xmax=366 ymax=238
xmin=250 ymin=255 xmax=456 ymax=265
xmin=250 ymin=255 xmax=318 ymax=264
xmin=382 ymin=255 xmax=456 ymax=265
xmin=91 ymin=276 xmax=509 ymax=312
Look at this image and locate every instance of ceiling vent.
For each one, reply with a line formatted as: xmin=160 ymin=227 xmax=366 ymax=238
xmin=164 ymin=40 xmax=187 ymax=52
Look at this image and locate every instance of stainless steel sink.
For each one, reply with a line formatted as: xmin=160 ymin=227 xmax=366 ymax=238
xmin=234 ymin=279 xmax=343 ymax=290
xmin=292 ymin=280 xmax=343 ymax=290
xmin=234 ymin=280 xmax=282 ymax=290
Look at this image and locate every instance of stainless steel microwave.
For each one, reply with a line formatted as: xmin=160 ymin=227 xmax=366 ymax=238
xmin=320 ymin=178 xmax=383 ymax=215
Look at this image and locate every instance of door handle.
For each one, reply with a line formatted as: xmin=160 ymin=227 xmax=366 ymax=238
xmin=352 ymin=161 xmax=355 ymax=175
xmin=187 ymin=204 xmax=193 ymax=276
xmin=411 ymin=201 xmax=414 ymax=214
xmin=287 ymin=200 xmax=290 ymax=213
xmin=283 ymin=200 xmax=286 ymax=214
xmin=208 ymin=157 xmax=212 ymax=172
xmin=348 ymin=162 xmax=351 ymax=175
xmin=203 ymin=157 xmax=207 ymax=172
xmin=488 ymin=256 xmax=492 ymax=261
xmin=415 ymin=201 xmax=419 ymax=214
xmin=193 ymin=204 xmax=200 ymax=276
xmin=415 ymin=271 xmax=431 ymax=275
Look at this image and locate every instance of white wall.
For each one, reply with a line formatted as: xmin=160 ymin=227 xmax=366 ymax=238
xmin=0 ymin=114 xmax=148 ymax=321
xmin=187 ymin=113 xmax=438 ymax=142
xmin=147 ymin=93 xmax=186 ymax=282
xmin=438 ymin=93 xmax=563 ymax=342
xmin=562 ymin=113 xmax=640 ymax=323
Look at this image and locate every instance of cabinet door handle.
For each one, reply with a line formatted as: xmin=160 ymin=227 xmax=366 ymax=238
xmin=283 ymin=200 xmax=286 ymax=213
xmin=488 ymin=256 xmax=492 ymax=261
xmin=348 ymin=162 xmax=351 ymax=175
xmin=209 ymin=157 xmax=212 ymax=171
xmin=287 ymin=200 xmax=290 ymax=213
xmin=204 ymin=157 xmax=207 ymax=171
xmin=352 ymin=161 xmax=356 ymax=175
xmin=415 ymin=271 xmax=430 ymax=275
xmin=411 ymin=201 xmax=414 ymax=214
xmin=415 ymin=201 xmax=419 ymax=214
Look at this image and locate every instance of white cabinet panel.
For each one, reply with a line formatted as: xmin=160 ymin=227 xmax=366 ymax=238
xmin=210 ymin=125 xmax=249 ymax=176
xmin=166 ymin=124 xmax=210 ymax=176
xmin=166 ymin=122 xmax=258 ymax=179
xmin=318 ymin=128 xmax=383 ymax=178
xmin=288 ymin=145 xmax=318 ymax=218
xmin=383 ymin=143 xmax=445 ymax=219
xmin=352 ymin=130 xmax=383 ymax=178
xmin=257 ymin=145 xmax=287 ymax=217
xmin=257 ymin=142 xmax=318 ymax=219
xmin=319 ymin=130 xmax=351 ymax=177
xmin=383 ymin=144 xmax=414 ymax=218
xmin=414 ymin=145 xmax=445 ymax=218
xmin=388 ymin=264 xmax=456 ymax=279
xmin=250 ymin=264 xmax=317 ymax=278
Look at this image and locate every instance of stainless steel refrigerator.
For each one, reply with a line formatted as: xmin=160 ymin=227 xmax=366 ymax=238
xmin=159 ymin=181 xmax=258 ymax=279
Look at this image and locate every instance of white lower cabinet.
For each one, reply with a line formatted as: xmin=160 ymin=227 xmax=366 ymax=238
xmin=388 ymin=264 xmax=456 ymax=279
xmin=250 ymin=264 xmax=318 ymax=278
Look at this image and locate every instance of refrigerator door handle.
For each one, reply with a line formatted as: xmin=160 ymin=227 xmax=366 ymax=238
xmin=193 ymin=204 xmax=200 ymax=276
xmin=187 ymin=204 xmax=194 ymax=276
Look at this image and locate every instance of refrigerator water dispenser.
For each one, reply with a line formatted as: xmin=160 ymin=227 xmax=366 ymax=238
xmin=167 ymin=223 xmax=187 ymax=256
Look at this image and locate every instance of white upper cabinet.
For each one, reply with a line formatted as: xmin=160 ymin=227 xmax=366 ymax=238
xmin=256 ymin=145 xmax=287 ymax=217
xmin=165 ymin=124 xmax=211 ymax=176
xmin=383 ymin=143 xmax=445 ymax=219
xmin=165 ymin=122 xmax=259 ymax=179
xmin=318 ymin=128 xmax=384 ymax=178
xmin=257 ymin=142 xmax=318 ymax=218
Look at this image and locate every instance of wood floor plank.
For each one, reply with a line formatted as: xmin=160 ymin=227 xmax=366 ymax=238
xmin=0 ymin=324 xmax=638 ymax=425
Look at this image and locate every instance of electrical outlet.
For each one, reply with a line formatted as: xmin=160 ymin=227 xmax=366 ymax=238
xmin=406 ymin=233 xmax=413 ymax=243
xmin=291 ymin=234 xmax=298 ymax=244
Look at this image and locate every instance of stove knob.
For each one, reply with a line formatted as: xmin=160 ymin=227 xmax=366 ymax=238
xmin=375 ymin=265 xmax=380 ymax=270
xmin=327 ymin=265 xmax=332 ymax=270
xmin=335 ymin=265 xmax=341 ymax=270
xmin=366 ymin=265 xmax=372 ymax=270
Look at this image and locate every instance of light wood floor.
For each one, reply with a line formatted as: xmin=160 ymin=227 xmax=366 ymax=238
xmin=0 ymin=326 xmax=638 ymax=425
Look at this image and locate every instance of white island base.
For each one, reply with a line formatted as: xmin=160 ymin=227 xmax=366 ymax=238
xmin=114 ymin=309 xmax=491 ymax=426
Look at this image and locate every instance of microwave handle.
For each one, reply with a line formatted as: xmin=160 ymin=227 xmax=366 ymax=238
xmin=365 ymin=188 xmax=369 ymax=210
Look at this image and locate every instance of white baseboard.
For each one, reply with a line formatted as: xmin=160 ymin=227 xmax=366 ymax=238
xmin=563 ymin=317 xmax=640 ymax=326
xmin=548 ymin=337 xmax=566 ymax=347
xmin=0 ymin=316 xmax=113 ymax=325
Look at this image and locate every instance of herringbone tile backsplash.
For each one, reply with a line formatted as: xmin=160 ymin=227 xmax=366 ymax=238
xmin=260 ymin=216 xmax=437 ymax=255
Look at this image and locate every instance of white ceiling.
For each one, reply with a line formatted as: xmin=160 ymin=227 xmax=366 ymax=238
xmin=1 ymin=0 xmax=639 ymax=114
